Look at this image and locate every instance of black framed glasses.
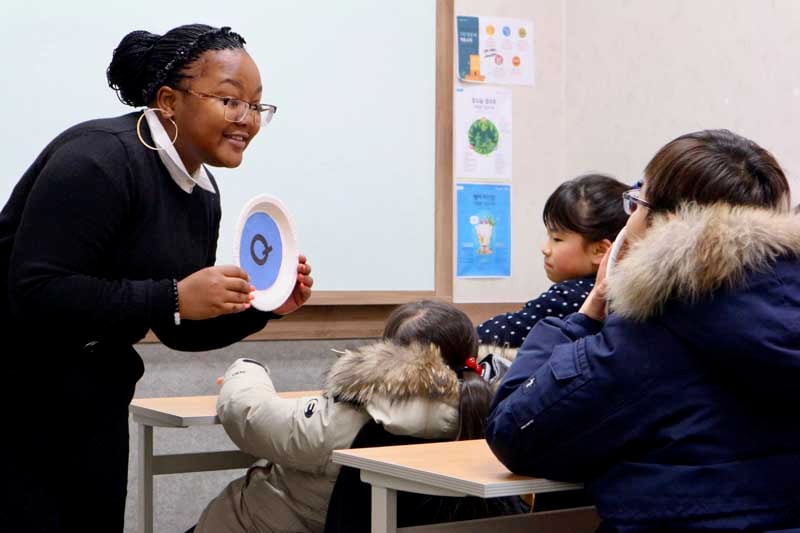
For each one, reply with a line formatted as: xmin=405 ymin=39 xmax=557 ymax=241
xmin=622 ymin=188 xmax=654 ymax=215
xmin=177 ymin=88 xmax=277 ymax=125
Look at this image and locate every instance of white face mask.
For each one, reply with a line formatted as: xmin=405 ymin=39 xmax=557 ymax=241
xmin=606 ymin=227 xmax=626 ymax=277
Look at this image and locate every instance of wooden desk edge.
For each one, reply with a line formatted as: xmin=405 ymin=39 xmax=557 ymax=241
xmin=332 ymin=449 xmax=583 ymax=498
xmin=129 ymin=391 xmax=320 ymax=428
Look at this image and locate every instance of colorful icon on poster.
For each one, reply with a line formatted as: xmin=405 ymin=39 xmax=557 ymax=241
xmin=471 ymin=215 xmax=496 ymax=255
xmin=468 ymin=118 xmax=500 ymax=155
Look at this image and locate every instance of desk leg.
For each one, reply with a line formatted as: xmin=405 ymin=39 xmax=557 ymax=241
xmin=137 ymin=423 xmax=153 ymax=533
xmin=371 ymin=486 xmax=397 ymax=533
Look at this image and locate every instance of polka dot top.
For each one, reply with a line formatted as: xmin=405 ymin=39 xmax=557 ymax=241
xmin=476 ymin=274 xmax=596 ymax=348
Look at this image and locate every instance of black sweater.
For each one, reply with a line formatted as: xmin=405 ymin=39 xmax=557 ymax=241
xmin=1 ymin=112 xmax=273 ymax=357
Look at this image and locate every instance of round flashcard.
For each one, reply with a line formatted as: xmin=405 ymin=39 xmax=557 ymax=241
xmin=234 ymin=195 xmax=298 ymax=312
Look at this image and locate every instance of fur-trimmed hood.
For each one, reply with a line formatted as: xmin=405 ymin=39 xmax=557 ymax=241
xmin=606 ymin=203 xmax=800 ymax=401
xmin=325 ymin=342 xmax=460 ymax=439
xmin=326 ymin=342 xmax=459 ymax=406
xmin=608 ymin=204 xmax=800 ymax=321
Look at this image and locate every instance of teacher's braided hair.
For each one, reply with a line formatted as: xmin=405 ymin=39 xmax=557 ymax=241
xmin=107 ymin=24 xmax=246 ymax=107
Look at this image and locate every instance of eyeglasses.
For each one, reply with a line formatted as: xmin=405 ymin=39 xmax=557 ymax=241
xmin=622 ymin=188 xmax=654 ymax=215
xmin=176 ymin=88 xmax=277 ymax=125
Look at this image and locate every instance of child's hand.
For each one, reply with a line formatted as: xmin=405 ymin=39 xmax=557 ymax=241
xmin=579 ymin=248 xmax=611 ymax=321
xmin=215 ymin=376 xmax=224 ymax=386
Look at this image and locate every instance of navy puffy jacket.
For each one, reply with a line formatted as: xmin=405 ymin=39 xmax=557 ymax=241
xmin=486 ymin=205 xmax=800 ymax=532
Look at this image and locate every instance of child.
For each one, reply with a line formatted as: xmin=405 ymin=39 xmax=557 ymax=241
xmin=193 ymin=301 xmax=501 ymax=533
xmin=477 ymin=174 xmax=628 ymax=349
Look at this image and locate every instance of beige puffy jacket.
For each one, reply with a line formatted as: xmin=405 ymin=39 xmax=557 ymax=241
xmin=196 ymin=342 xmax=460 ymax=533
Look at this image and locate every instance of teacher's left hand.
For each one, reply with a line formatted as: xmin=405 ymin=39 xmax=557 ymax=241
xmin=273 ymin=254 xmax=313 ymax=315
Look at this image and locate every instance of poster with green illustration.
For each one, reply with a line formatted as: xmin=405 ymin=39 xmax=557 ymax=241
xmin=455 ymin=86 xmax=511 ymax=180
xmin=468 ymin=118 xmax=499 ymax=155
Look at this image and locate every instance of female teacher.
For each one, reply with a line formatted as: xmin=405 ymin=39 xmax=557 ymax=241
xmin=0 ymin=24 xmax=312 ymax=531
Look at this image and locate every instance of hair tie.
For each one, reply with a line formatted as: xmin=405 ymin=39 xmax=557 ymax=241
xmin=459 ymin=356 xmax=484 ymax=377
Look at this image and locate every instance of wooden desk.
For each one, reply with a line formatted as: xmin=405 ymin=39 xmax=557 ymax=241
xmin=130 ymin=392 xmax=317 ymax=533
xmin=333 ymin=440 xmax=588 ymax=533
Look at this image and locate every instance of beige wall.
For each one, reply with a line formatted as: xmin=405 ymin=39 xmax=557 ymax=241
xmin=564 ymin=0 xmax=800 ymax=198
xmin=455 ymin=0 xmax=800 ymax=303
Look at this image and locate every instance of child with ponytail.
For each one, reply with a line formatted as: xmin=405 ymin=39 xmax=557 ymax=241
xmin=194 ymin=300 xmax=500 ymax=533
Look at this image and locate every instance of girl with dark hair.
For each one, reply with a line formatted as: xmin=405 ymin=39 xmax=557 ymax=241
xmin=194 ymin=301 xmax=497 ymax=532
xmin=487 ymin=129 xmax=800 ymax=532
xmin=477 ymin=174 xmax=628 ymax=350
xmin=0 ymin=24 xmax=312 ymax=531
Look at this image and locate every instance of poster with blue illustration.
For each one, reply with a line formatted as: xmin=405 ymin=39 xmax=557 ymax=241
xmin=456 ymin=183 xmax=511 ymax=278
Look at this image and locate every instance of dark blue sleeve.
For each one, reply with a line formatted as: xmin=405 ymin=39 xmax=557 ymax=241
xmin=492 ymin=313 xmax=603 ymax=404
xmin=486 ymin=314 xmax=672 ymax=482
xmin=477 ymin=281 xmax=591 ymax=348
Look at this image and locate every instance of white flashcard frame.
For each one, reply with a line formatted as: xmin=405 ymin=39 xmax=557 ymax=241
xmin=233 ymin=194 xmax=299 ymax=312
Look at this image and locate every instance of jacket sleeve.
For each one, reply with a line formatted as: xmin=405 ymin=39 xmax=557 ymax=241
xmin=486 ymin=313 xmax=672 ymax=482
xmin=8 ymin=135 xmax=173 ymax=346
xmin=217 ymin=359 xmax=370 ymax=475
xmin=477 ymin=284 xmax=584 ymax=348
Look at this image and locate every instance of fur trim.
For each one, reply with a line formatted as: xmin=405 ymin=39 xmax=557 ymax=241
xmin=325 ymin=342 xmax=459 ymax=406
xmin=607 ymin=204 xmax=800 ymax=321
xmin=478 ymin=343 xmax=519 ymax=362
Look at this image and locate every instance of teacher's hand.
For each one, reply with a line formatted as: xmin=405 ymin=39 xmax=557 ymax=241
xmin=177 ymin=265 xmax=254 ymax=320
xmin=273 ymin=254 xmax=313 ymax=316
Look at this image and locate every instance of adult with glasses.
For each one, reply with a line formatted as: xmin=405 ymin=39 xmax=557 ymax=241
xmin=487 ymin=129 xmax=800 ymax=532
xmin=0 ymin=24 xmax=312 ymax=531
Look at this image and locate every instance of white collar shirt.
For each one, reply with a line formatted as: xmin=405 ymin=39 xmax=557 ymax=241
xmin=144 ymin=110 xmax=216 ymax=195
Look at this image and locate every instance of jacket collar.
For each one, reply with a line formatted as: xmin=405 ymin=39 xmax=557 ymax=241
xmin=607 ymin=204 xmax=800 ymax=321
xmin=325 ymin=342 xmax=459 ymax=407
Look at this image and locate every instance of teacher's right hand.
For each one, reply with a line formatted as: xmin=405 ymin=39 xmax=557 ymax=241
xmin=177 ymin=265 xmax=254 ymax=320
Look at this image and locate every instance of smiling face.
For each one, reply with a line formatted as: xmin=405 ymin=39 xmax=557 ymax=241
xmin=155 ymin=48 xmax=263 ymax=173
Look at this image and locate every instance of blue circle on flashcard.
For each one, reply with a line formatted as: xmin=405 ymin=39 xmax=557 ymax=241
xmin=502 ymin=26 xmax=511 ymax=37
xmin=239 ymin=213 xmax=283 ymax=291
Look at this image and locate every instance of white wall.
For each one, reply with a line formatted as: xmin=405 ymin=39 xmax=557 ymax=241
xmin=0 ymin=0 xmax=436 ymax=292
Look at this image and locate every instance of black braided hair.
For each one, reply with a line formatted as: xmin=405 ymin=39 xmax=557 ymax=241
xmin=107 ymin=24 xmax=246 ymax=107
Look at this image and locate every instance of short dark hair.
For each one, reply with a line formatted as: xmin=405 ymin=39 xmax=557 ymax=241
xmin=645 ymin=129 xmax=790 ymax=212
xmin=383 ymin=301 xmax=490 ymax=440
xmin=107 ymin=24 xmax=246 ymax=107
xmin=542 ymin=174 xmax=629 ymax=242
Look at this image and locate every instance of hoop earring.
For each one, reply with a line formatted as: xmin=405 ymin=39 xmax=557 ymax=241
xmin=136 ymin=108 xmax=178 ymax=151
